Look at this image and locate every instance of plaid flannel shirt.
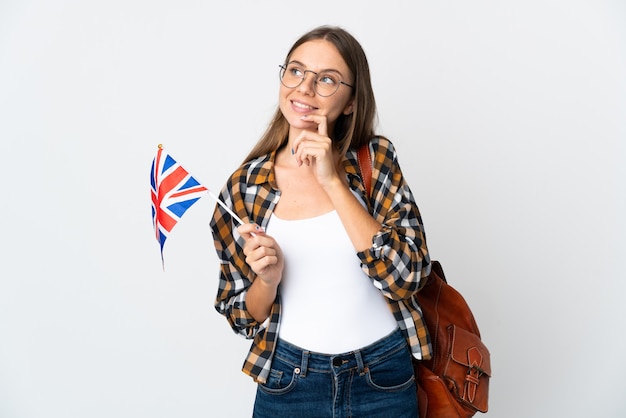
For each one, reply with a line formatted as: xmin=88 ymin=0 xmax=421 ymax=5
xmin=210 ymin=136 xmax=432 ymax=383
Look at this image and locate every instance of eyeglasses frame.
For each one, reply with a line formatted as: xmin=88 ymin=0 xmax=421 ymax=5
xmin=278 ymin=64 xmax=354 ymax=97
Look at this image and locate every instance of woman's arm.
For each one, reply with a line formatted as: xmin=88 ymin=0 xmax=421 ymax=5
xmin=210 ymin=173 xmax=268 ymax=337
xmin=350 ymin=137 xmax=431 ymax=301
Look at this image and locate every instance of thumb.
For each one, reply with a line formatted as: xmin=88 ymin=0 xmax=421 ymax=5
xmin=237 ymin=223 xmax=265 ymax=239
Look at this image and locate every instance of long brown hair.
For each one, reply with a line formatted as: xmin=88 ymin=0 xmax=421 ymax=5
xmin=243 ymin=26 xmax=377 ymax=163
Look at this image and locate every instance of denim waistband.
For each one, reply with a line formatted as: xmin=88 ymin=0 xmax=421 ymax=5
xmin=273 ymin=328 xmax=407 ymax=376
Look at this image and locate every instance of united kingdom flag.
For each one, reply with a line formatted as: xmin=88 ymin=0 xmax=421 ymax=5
xmin=151 ymin=145 xmax=208 ymax=265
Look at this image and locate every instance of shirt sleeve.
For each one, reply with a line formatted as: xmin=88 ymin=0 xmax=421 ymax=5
xmin=357 ymin=137 xmax=431 ymax=301
xmin=210 ymin=170 xmax=261 ymax=339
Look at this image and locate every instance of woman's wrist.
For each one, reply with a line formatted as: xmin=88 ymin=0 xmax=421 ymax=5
xmin=320 ymin=174 xmax=345 ymax=195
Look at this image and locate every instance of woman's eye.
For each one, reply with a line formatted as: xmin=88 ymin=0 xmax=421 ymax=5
xmin=288 ymin=66 xmax=304 ymax=77
xmin=318 ymin=74 xmax=337 ymax=85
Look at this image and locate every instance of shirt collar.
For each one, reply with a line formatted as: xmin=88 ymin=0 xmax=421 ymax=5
xmin=247 ymin=147 xmax=362 ymax=190
xmin=247 ymin=151 xmax=278 ymax=189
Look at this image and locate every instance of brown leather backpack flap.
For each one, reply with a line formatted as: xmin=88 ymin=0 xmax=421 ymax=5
xmin=443 ymin=324 xmax=491 ymax=413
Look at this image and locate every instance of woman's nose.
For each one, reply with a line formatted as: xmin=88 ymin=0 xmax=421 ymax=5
xmin=297 ymin=71 xmax=316 ymax=95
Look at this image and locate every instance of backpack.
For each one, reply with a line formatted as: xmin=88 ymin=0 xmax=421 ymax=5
xmin=414 ymin=261 xmax=491 ymax=417
xmin=357 ymin=143 xmax=491 ymax=417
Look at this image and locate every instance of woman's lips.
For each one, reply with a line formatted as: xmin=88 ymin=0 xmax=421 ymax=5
xmin=291 ymin=100 xmax=317 ymax=113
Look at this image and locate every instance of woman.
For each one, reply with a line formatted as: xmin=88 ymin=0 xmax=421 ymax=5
xmin=210 ymin=25 xmax=431 ymax=417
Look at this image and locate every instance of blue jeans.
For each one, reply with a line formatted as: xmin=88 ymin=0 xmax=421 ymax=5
xmin=253 ymin=328 xmax=417 ymax=418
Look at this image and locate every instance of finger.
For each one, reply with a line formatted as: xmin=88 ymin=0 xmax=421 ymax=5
xmin=242 ymin=231 xmax=276 ymax=260
xmin=294 ymin=141 xmax=319 ymax=167
xmin=247 ymin=250 xmax=278 ymax=276
xmin=237 ymin=223 xmax=265 ymax=240
xmin=300 ymin=114 xmax=328 ymax=137
xmin=292 ymin=133 xmax=331 ymax=167
xmin=250 ymin=244 xmax=277 ymax=261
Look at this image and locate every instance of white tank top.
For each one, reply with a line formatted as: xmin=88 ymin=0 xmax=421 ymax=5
xmin=266 ymin=210 xmax=397 ymax=354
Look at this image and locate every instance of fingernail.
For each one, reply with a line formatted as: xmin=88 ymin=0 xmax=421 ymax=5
xmin=255 ymin=225 xmax=264 ymax=232
xmin=291 ymin=147 xmax=294 ymax=155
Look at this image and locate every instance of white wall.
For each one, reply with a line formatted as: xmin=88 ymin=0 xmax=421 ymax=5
xmin=1 ymin=1 xmax=624 ymax=417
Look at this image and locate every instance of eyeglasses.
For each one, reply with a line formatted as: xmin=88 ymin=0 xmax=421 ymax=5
xmin=279 ymin=63 xmax=354 ymax=97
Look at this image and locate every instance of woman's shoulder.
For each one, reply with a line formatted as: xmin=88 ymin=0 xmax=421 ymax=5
xmin=370 ymin=135 xmax=399 ymax=159
xmin=225 ymin=153 xmax=273 ymax=187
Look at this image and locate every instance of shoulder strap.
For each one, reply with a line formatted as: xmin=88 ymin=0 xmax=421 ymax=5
xmin=357 ymin=144 xmax=372 ymax=197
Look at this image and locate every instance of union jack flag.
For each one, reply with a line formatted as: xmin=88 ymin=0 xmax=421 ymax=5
xmin=151 ymin=145 xmax=208 ymax=265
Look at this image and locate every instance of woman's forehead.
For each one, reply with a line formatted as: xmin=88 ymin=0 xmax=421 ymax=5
xmin=289 ymin=40 xmax=350 ymax=74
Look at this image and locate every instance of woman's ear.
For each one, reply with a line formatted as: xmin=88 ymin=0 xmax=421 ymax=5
xmin=342 ymin=98 xmax=355 ymax=115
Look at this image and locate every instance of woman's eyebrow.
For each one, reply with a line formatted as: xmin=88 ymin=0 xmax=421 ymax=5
xmin=287 ymin=60 xmax=344 ymax=76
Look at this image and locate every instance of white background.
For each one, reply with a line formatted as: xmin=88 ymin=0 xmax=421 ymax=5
xmin=1 ymin=1 xmax=625 ymax=417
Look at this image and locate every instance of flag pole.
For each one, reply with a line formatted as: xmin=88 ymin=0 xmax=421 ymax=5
xmin=206 ymin=191 xmax=260 ymax=236
xmin=207 ymin=191 xmax=245 ymax=226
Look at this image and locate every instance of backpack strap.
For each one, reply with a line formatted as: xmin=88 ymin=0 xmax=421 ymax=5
xmin=357 ymin=143 xmax=372 ymax=197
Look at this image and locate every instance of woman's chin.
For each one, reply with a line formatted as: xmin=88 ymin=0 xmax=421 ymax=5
xmin=288 ymin=120 xmax=318 ymax=131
